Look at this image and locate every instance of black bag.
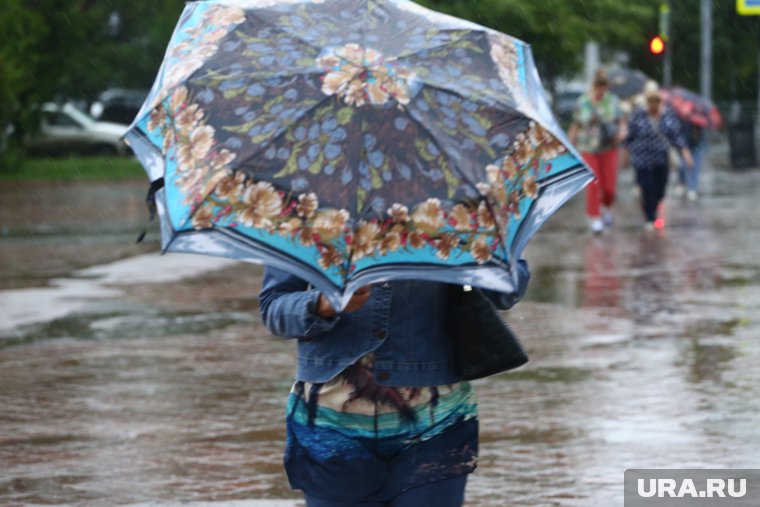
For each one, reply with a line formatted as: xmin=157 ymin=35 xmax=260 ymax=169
xmin=599 ymin=121 xmax=618 ymax=146
xmin=447 ymin=286 xmax=529 ymax=381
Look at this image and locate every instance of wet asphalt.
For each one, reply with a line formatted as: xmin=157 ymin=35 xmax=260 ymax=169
xmin=1 ymin=148 xmax=759 ymax=506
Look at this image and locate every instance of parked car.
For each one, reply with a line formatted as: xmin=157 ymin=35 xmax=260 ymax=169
xmin=25 ymin=103 xmax=131 ymax=157
xmin=554 ymin=90 xmax=582 ymax=127
xmin=89 ymin=88 xmax=148 ymax=126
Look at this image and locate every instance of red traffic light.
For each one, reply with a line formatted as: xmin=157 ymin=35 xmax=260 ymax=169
xmin=650 ymin=36 xmax=665 ymax=55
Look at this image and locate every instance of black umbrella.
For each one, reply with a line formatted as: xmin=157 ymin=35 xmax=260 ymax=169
xmin=606 ymin=68 xmax=650 ymax=100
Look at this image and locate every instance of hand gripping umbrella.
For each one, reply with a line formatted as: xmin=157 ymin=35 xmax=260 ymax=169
xmin=125 ymin=0 xmax=593 ymax=310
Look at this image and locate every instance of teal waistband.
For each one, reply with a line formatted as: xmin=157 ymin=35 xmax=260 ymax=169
xmin=286 ymin=382 xmax=477 ymax=440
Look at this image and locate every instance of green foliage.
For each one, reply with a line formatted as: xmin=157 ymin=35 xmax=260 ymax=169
xmin=1 ymin=0 xmax=758 ymax=173
xmin=0 ymin=156 xmax=144 ymax=182
xmin=0 ymin=0 xmax=185 ymax=171
xmin=419 ymin=0 xmax=760 ymax=103
xmin=418 ymin=0 xmax=659 ymax=84
xmin=630 ymin=0 xmax=760 ymax=102
xmin=0 ymin=0 xmax=43 ymax=169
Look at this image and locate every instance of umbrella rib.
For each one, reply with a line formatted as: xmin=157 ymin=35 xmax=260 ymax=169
xmin=229 ymin=93 xmax=336 ymax=177
xmin=245 ymin=9 xmax=332 ymax=56
xmin=183 ymin=7 xmax=328 ymax=89
xmin=415 ymin=81 xmax=518 ymax=116
xmin=175 ymin=94 xmax=337 ymax=233
xmin=139 ymin=66 xmax=326 ymax=130
xmin=402 ymin=111 xmax=512 ymax=265
xmin=395 ymin=34 xmax=523 ymax=113
xmin=341 ymin=0 xmax=373 ymax=288
xmin=404 ymin=113 xmax=479 ymax=191
xmin=192 ymin=66 xmax=326 ymax=90
xmin=134 ymin=4 xmax=331 ymax=129
xmin=394 ymin=28 xmax=484 ymax=61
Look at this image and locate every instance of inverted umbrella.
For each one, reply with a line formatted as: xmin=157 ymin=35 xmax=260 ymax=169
xmin=606 ymin=68 xmax=650 ymax=100
xmin=125 ymin=0 xmax=592 ymax=310
xmin=662 ymin=87 xmax=724 ymax=129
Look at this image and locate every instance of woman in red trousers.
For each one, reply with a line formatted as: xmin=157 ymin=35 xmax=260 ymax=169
xmin=569 ymin=69 xmax=627 ymax=234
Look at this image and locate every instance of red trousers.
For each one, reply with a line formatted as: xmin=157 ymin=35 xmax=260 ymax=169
xmin=582 ymin=148 xmax=619 ymax=218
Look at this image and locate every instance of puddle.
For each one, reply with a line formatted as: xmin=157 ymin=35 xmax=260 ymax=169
xmin=1 ymin=169 xmax=760 ymax=505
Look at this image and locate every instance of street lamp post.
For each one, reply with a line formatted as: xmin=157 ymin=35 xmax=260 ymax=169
xmin=662 ymin=1 xmax=673 ymax=88
xmin=700 ymin=0 xmax=712 ymax=100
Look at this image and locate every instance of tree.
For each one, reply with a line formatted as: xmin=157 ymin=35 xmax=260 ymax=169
xmin=713 ymin=7 xmax=760 ymax=102
xmin=416 ymin=1 xmax=759 ymax=106
xmin=418 ymin=0 xmax=660 ymax=89
xmin=631 ymin=0 xmax=760 ymax=104
xmin=0 ymin=1 xmax=48 ymax=167
xmin=0 ymin=0 xmax=184 ymax=170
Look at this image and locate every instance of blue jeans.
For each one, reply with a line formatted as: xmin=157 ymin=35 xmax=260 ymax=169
xmin=304 ymin=475 xmax=468 ymax=507
xmin=678 ymin=140 xmax=706 ymax=192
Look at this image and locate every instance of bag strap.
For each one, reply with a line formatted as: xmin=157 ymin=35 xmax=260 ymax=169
xmin=136 ymin=177 xmax=164 ymax=244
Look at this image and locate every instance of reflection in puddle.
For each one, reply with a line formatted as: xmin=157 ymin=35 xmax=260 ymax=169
xmin=1 ymin=171 xmax=760 ymax=505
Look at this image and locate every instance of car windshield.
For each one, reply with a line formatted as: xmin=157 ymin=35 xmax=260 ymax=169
xmin=63 ymin=105 xmax=97 ymax=128
xmin=44 ymin=111 xmax=82 ymax=128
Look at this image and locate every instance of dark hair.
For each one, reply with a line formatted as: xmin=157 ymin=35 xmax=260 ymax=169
xmin=592 ymin=69 xmax=609 ymax=88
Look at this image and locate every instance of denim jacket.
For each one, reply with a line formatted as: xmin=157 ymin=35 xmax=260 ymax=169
xmin=259 ymin=261 xmax=530 ymax=386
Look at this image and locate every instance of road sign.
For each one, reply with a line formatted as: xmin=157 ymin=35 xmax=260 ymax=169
xmin=737 ymin=0 xmax=760 ymax=15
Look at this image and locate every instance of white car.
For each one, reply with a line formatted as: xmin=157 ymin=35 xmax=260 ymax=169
xmin=25 ymin=103 xmax=131 ymax=156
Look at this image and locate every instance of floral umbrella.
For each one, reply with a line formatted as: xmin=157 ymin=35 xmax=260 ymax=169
xmin=125 ymin=0 xmax=593 ymax=310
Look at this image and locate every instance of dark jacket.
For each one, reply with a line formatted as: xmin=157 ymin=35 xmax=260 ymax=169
xmin=625 ymin=106 xmax=686 ymax=170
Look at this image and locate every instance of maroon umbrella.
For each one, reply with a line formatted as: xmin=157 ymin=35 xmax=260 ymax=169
xmin=662 ymin=87 xmax=723 ymax=129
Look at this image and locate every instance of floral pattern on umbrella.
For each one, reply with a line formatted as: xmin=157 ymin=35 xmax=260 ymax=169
xmin=126 ymin=0 xmax=592 ymax=309
xmin=317 ymin=44 xmax=418 ymax=107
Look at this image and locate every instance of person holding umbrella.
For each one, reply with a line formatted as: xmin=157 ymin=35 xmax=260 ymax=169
xmin=259 ymin=263 xmax=531 ymax=506
xmin=663 ymin=87 xmax=724 ymax=201
xmin=568 ymin=69 xmax=628 ymax=234
xmin=674 ymin=121 xmax=705 ymax=201
xmin=124 ymin=1 xmax=594 ymax=504
xmin=624 ymin=82 xmax=693 ymax=231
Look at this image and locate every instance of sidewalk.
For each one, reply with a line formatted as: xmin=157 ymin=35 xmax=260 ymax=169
xmin=0 ymin=252 xmax=238 ymax=336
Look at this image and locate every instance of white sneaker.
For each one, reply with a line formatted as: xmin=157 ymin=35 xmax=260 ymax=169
xmin=687 ymin=190 xmax=698 ymax=201
xmin=643 ymin=222 xmax=655 ymax=233
xmin=602 ymin=209 xmax=614 ymax=227
xmin=673 ymin=184 xmax=686 ymax=198
xmin=590 ymin=218 xmax=604 ymax=234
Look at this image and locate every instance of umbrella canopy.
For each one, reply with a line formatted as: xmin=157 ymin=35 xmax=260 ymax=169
xmin=662 ymin=87 xmax=724 ymax=129
xmin=125 ymin=0 xmax=592 ymax=310
xmin=606 ymin=68 xmax=650 ymax=100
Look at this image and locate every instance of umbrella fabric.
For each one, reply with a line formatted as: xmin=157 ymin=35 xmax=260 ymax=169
xmin=606 ymin=68 xmax=650 ymax=100
xmin=125 ymin=0 xmax=592 ymax=310
xmin=662 ymin=87 xmax=724 ymax=129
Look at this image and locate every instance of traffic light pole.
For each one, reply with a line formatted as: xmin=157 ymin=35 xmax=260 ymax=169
xmin=662 ymin=2 xmax=673 ymax=88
